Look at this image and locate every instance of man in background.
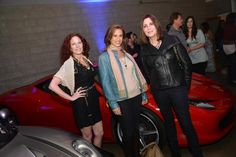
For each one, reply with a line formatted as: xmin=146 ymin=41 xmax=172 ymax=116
xmin=168 ymin=12 xmax=189 ymax=51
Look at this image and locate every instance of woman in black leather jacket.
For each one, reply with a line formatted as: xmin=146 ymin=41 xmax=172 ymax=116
xmin=140 ymin=14 xmax=204 ymax=157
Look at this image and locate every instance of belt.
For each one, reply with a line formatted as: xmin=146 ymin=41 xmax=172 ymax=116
xmin=84 ymin=84 xmax=95 ymax=92
xmin=74 ymin=84 xmax=95 ymax=118
xmin=75 ymin=84 xmax=95 ymax=93
xmin=83 ymin=84 xmax=94 ymax=114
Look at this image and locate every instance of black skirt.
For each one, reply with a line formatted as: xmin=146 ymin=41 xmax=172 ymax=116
xmin=71 ymin=87 xmax=102 ymax=129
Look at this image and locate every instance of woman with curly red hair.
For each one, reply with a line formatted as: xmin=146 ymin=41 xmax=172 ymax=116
xmin=49 ymin=33 xmax=103 ymax=147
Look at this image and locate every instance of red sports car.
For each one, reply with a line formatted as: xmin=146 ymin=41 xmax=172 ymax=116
xmin=0 ymin=73 xmax=235 ymax=147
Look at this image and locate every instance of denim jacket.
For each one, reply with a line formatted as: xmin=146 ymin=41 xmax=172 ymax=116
xmin=98 ymin=51 xmax=147 ymax=110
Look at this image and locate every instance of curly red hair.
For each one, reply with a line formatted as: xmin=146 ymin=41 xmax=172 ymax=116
xmin=60 ymin=33 xmax=90 ymax=64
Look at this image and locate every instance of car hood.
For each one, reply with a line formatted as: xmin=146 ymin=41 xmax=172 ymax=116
xmin=0 ymin=126 xmax=102 ymax=157
xmin=189 ymin=74 xmax=235 ymax=109
xmin=18 ymin=126 xmax=79 ymax=146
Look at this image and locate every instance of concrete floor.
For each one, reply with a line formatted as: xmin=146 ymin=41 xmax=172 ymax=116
xmin=103 ymin=124 xmax=236 ymax=157
xmin=102 ymin=71 xmax=236 ymax=157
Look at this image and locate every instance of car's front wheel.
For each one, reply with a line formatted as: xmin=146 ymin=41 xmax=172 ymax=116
xmin=0 ymin=107 xmax=19 ymax=147
xmin=0 ymin=107 xmax=19 ymax=126
xmin=113 ymin=107 xmax=166 ymax=148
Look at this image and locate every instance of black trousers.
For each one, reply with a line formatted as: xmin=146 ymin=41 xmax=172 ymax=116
xmin=152 ymin=86 xmax=203 ymax=157
xmin=226 ymin=52 xmax=236 ymax=83
xmin=116 ymin=94 xmax=142 ymax=157
xmin=192 ymin=61 xmax=207 ymax=75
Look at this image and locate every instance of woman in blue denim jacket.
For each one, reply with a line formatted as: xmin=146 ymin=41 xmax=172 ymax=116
xmin=98 ymin=24 xmax=148 ymax=157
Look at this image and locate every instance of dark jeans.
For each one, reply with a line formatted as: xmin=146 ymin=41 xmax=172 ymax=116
xmin=192 ymin=61 xmax=207 ymax=75
xmin=152 ymin=86 xmax=203 ymax=157
xmin=116 ymin=94 xmax=142 ymax=157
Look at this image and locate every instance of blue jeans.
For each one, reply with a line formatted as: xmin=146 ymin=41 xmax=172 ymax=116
xmin=152 ymin=86 xmax=203 ymax=157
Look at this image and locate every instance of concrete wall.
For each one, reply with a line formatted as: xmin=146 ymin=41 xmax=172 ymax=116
xmin=232 ymin=0 xmax=236 ymax=12
xmin=205 ymin=0 xmax=232 ymax=16
xmin=0 ymin=0 xmax=229 ymax=93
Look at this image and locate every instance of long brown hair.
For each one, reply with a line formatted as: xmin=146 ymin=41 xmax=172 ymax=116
xmin=183 ymin=16 xmax=197 ymax=40
xmin=60 ymin=33 xmax=90 ymax=64
xmin=104 ymin=24 xmax=126 ymax=51
xmin=140 ymin=14 xmax=163 ymax=44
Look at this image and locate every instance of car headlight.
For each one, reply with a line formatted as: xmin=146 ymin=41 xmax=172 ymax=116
xmin=72 ymin=138 xmax=101 ymax=157
xmin=189 ymin=100 xmax=215 ymax=109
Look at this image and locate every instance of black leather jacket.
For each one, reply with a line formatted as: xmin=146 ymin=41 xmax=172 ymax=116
xmin=140 ymin=34 xmax=192 ymax=90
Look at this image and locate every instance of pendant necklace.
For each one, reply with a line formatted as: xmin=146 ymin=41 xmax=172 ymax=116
xmin=120 ymin=56 xmax=127 ymax=69
xmin=74 ymin=57 xmax=90 ymax=70
xmin=155 ymin=40 xmax=162 ymax=49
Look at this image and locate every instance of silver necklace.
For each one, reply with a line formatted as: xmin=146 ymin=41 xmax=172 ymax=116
xmin=151 ymin=40 xmax=162 ymax=49
xmin=155 ymin=40 xmax=162 ymax=49
xmin=73 ymin=57 xmax=90 ymax=70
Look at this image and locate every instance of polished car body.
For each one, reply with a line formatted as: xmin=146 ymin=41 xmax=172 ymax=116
xmin=0 ymin=127 xmax=102 ymax=157
xmin=0 ymin=73 xmax=235 ymax=147
xmin=0 ymin=108 xmax=113 ymax=157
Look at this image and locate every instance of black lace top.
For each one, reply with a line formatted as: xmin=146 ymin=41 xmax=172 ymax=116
xmin=74 ymin=60 xmax=96 ymax=90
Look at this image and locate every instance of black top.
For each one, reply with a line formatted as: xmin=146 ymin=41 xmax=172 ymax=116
xmin=126 ymin=44 xmax=141 ymax=56
xmin=140 ymin=33 xmax=192 ymax=90
xmin=74 ymin=60 xmax=96 ymax=90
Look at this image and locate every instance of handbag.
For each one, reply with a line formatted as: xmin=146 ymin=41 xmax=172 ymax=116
xmin=140 ymin=142 xmax=165 ymax=157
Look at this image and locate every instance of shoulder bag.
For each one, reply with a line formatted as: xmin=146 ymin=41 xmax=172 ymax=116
xmin=140 ymin=142 xmax=165 ymax=157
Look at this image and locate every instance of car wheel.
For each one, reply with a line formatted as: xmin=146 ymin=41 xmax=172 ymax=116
xmin=0 ymin=106 xmax=19 ymax=126
xmin=0 ymin=107 xmax=19 ymax=145
xmin=113 ymin=107 xmax=166 ymax=148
